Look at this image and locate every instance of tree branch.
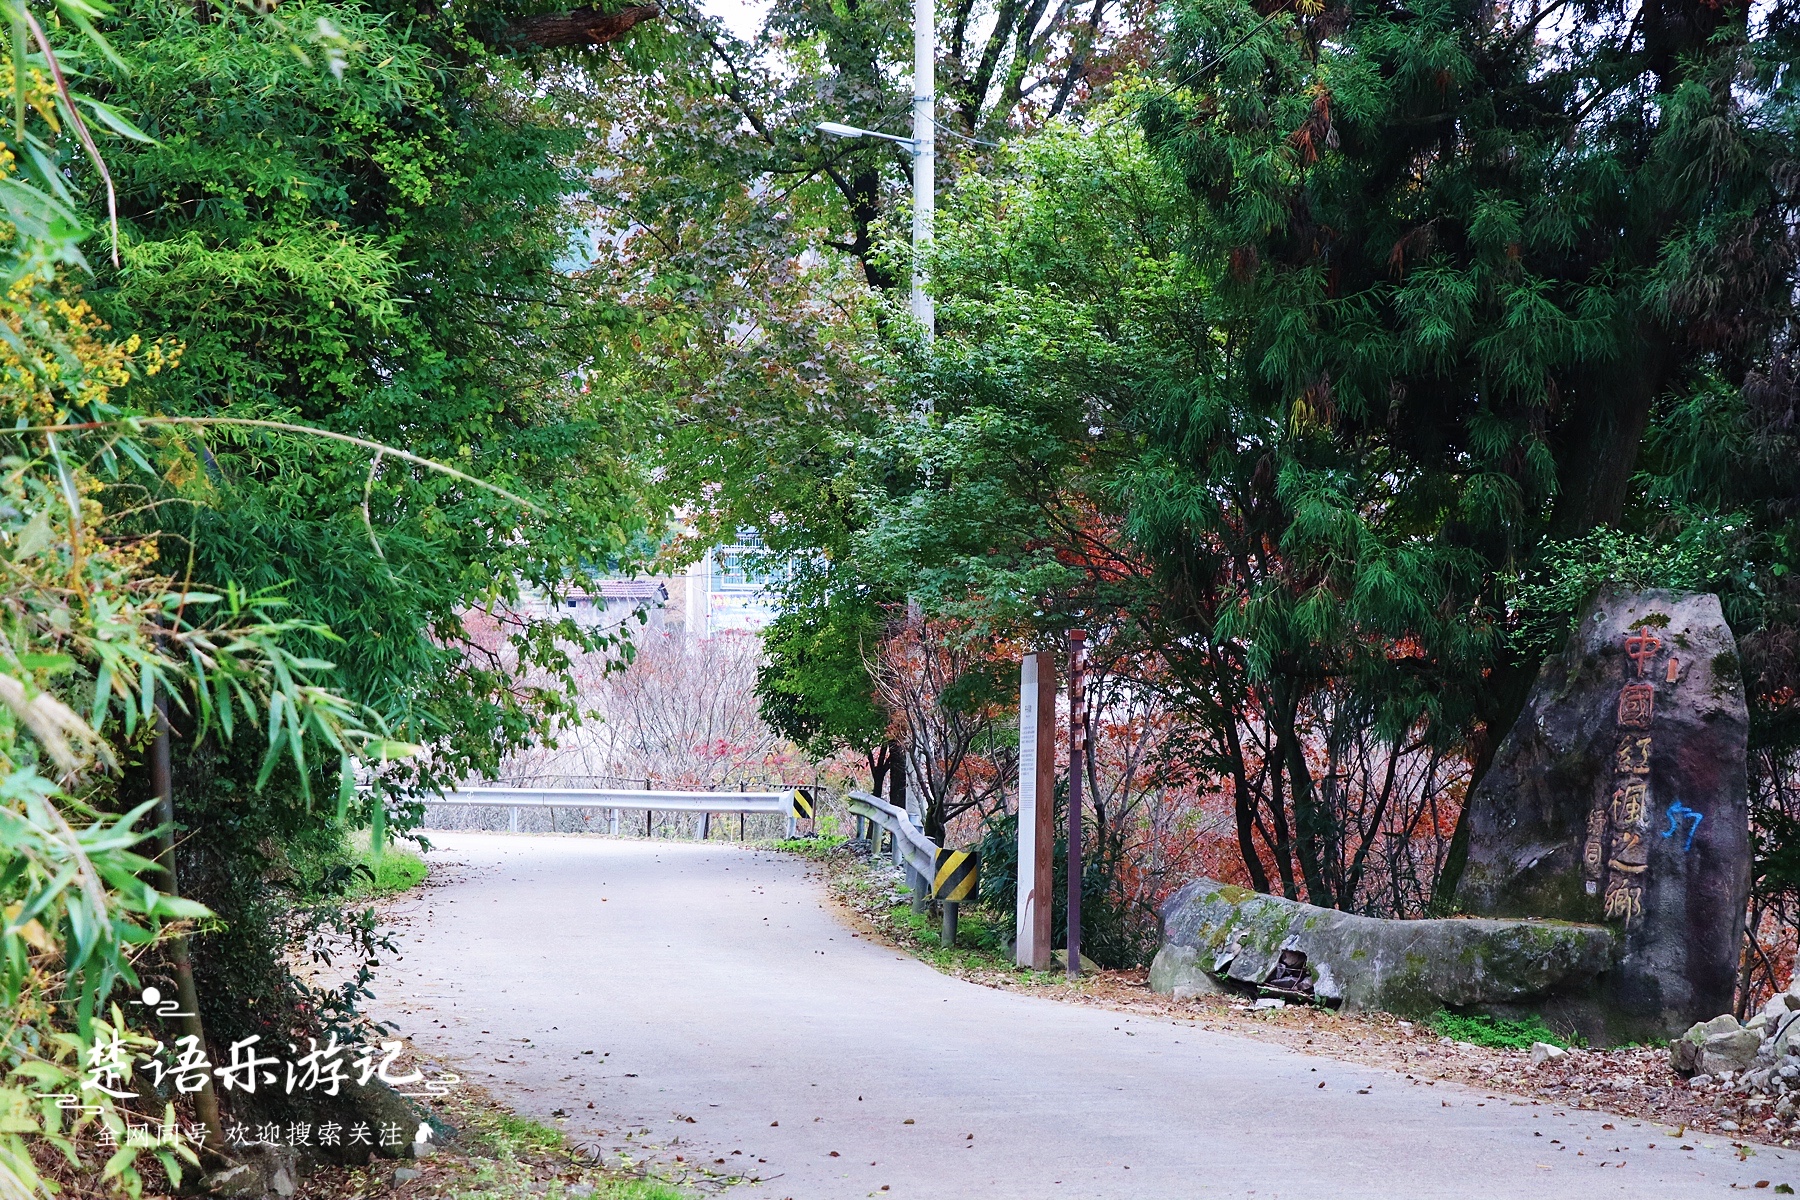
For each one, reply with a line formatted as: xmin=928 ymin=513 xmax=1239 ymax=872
xmin=500 ymin=4 xmax=661 ymax=50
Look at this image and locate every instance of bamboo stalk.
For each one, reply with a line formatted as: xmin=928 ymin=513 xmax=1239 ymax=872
xmin=152 ymin=696 xmax=226 ymax=1153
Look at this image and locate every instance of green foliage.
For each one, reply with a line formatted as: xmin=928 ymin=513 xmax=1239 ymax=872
xmin=756 ymin=570 xmax=890 ymax=757
xmin=345 ymin=838 xmax=427 ymax=899
xmin=454 ymin=1099 xmax=692 ymax=1199
xmin=1427 ymin=1009 xmax=1573 ymax=1052
xmin=975 ymin=803 xmax=1159 ymax=968
xmin=1134 ymin=0 xmax=1800 ymax=769
xmin=766 ymin=834 xmax=848 ymax=860
xmin=1509 ymin=521 xmax=1761 ymax=655
xmin=40 ymin=0 xmax=667 ymax=1073
xmin=94 ymin=0 xmax=652 ymax=778
xmin=481 ymin=1111 xmax=569 ymax=1156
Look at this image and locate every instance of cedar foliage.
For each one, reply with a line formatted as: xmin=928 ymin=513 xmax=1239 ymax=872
xmin=1134 ymin=0 xmax=1800 ymax=901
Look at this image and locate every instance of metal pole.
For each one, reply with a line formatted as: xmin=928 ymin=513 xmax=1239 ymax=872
xmin=646 ymin=809 xmax=653 ymax=838
xmin=509 ymin=805 xmax=519 ymax=833
xmin=1066 ymin=630 xmax=1088 ymax=977
xmin=610 ymin=807 xmax=620 ymax=835
xmin=740 ymin=812 xmax=746 ymax=841
xmin=942 ymin=901 xmax=959 ymax=948
xmin=910 ymin=0 xmax=934 ymax=342
xmin=702 ymin=812 xmax=711 ymax=841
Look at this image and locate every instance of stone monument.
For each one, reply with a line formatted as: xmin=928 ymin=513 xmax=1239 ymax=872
xmin=1456 ymin=589 xmax=1750 ymax=1041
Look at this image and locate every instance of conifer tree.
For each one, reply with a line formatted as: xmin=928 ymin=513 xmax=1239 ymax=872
xmin=1137 ymin=0 xmax=1800 ymax=897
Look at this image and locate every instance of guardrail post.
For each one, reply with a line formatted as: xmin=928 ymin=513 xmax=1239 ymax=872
xmin=702 ymin=812 xmax=711 ymax=841
xmin=609 ymin=808 xmax=620 ymax=835
xmin=509 ymin=806 xmax=518 ymax=833
xmin=645 ymin=809 xmax=653 ymax=838
xmin=739 ymin=812 xmax=745 ymax=841
xmin=909 ymin=864 xmax=928 ymax=914
xmin=932 ymin=848 xmax=976 ymax=947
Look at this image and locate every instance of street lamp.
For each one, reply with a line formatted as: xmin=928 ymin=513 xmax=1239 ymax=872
xmin=818 ymin=122 xmax=918 ymax=148
xmin=817 ymin=0 xmax=934 ymax=341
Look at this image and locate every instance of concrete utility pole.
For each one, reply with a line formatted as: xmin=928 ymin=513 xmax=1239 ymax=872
xmin=910 ymin=0 xmax=934 ymax=340
xmin=1016 ymin=652 xmax=1057 ymax=969
xmin=817 ymin=0 xmax=936 ymax=342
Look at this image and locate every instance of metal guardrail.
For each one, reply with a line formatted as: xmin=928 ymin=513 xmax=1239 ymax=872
xmin=844 ymin=789 xmax=936 ymax=879
xmin=843 ymin=790 xmax=981 ymax=947
xmin=843 ymin=789 xmax=950 ymax=927
xmin=426 ymin=783 xmax=980 ymax=945
xmin=424 ymin=786 xmax=807 ymax=837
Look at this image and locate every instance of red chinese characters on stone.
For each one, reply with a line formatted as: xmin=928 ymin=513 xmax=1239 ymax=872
xmin=1617 ymin=683 xmax=1655 ymax=729
xmin=1624 ymin=628 xmax=1662 ymax=677
xmin=1598 ymin=621 xmax=1675 ymax=926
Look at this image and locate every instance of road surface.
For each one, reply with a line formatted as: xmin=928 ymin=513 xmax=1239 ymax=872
xmin=367 ymin=832 xmax=1790 ymax=1197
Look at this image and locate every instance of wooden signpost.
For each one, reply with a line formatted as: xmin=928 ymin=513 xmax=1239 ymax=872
xmin=1066 ymin=631 xmax=1088 ymax=977
xmin=1015 ymin=651 xmax=1057 ymax=969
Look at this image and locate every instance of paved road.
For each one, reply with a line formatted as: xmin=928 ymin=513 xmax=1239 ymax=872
xmin=368 ymin=833 xmax=1791 ymax=1198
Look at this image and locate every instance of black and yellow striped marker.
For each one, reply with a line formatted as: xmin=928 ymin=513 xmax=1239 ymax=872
xmin=933 ymin=848 xmax=979 ymax=902
xmin=790 ymin=789 xmax=814 ymax=820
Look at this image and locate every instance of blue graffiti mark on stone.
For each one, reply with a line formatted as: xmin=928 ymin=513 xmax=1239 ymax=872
xmin=1663 ymin=801 xmax=1703 ymax=852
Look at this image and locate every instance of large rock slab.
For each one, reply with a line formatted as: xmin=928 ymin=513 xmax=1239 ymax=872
xmin=1456 ymin=590 xmax=1750 ymax=1041
xmin=1151 ymin=880 xmax=1617 ymax=1019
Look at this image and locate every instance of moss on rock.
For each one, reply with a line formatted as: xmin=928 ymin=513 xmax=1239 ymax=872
xmin=1153 ymin=880 xmax=1619 ymax=1029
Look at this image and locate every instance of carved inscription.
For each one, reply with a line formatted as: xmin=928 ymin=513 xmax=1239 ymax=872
xmin=1590 ymin=619 xmax=1690 ymax=927
xmin=1615 ymin=736 xmax=1652 ymax=776
xmin=1624 ymin=629 xmax=1662 ymax=676
xmin=1618 ymin=684 xmax=1656 ymax=729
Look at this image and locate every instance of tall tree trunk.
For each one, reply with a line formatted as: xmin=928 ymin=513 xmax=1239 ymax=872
xmin=1548 ymin=331 xmax=1675 ymax=542
xmin=1265 ymin=735 xmax=1300 ymax=900
xmin=1274 ymin=686 xmax=1331 ymax=906
xmin=869 ymin=743 xmax=893 ymax=798
xmin=1222 ymin=707 xmax=1272 ymax=894
xmin=1435 ymin=327 xmax=1677 ymax=907
xmin=889 ymin=741 xmax=907 ymax=811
